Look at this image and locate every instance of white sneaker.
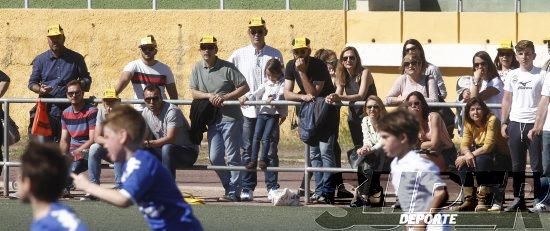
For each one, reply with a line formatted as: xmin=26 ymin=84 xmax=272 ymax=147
xmin=529 ymin=203 xmax=549 ymax=213
xmin=8 ymin=192 xmax=19 ymax=199
xmin=487 ymin=203 xmax=502 ymax=212
xmin=240 ymin=191 xmax=253 ymax=201
xmin=267 ymin=189 xmax=277 ymax=200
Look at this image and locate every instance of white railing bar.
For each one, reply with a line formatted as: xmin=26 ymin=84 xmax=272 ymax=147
xmin=219 ymin=0 xmax=224 ymax=10
xmin=87 ymin=0 xmax=92 ymax=9
xmin=285 ymin=0 xmax=290 ymax=10
xmin=152 ymin=0 xmax=157 ymax=10
xmin=24 ymin=0 xmax=29 ymax=9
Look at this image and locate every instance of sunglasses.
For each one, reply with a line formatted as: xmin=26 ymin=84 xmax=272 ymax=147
xmin=67 ymin=91 xmax=81 ymax=96
xmin=140 ymin=46 xmax=156 ymax=52
xmin=200 ymin=44 xmax=216 ymax=50
xmin=250 ymin=29 xmax=265 ymax=35
xmin=408 ymin=101 xmax=421 ymax=107
xmin=405 ymin=47 xmax=417 ymax=53
xmin=144 ymin=96 xmax=160 ymax=103
xmin=293 ymin=49 xmax=308 ymax=56
xmin=366 ymin=105 xmax=380 ymax=110
xmin=342 ymin=56 xmax=356 ymax=61
xmin=499 ymin=52 xmax=514 ymax=57
xmin=474 ymin=62 xmax=487 ymax=68
xmin=403 ymin=61 xmax=419 ymax=67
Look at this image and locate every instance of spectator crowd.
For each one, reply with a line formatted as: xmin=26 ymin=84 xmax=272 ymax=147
xmin=2 ymin=18 xmax=550 ymax=215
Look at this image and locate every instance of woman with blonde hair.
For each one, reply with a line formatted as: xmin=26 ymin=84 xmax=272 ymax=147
xmin=386 ymin=54 xmax=438 ymax=106
xmin=350 ymin=95 xmax=389 ymax=207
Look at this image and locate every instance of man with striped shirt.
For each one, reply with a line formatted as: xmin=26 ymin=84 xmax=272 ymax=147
xmin=60 ymin=80 xmax=98 ymax=195
xmin=229 ymin=17 xmax=284 ymax=201
xmin=115 ymin=35 xmax=179 ymax=111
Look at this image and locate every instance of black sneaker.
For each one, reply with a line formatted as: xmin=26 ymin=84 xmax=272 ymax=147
xmin=336 ymin=187 xmax=354 ymax=199
xmin=317 ymin=194 xmax=335 ymax=205
xmin=350 ymin=197 xmax=370 ymax=208
xmin=217 ymin=193 xmax=240 ymax=202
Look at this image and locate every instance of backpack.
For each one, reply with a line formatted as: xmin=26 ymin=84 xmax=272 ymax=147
xmin=298 ymin=97 xmax=330 ymax=146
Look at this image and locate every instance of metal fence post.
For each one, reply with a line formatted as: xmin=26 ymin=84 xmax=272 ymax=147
xmin=87 ymin=0 xmax=92 ymax=9
xmin=152 ymin=0 xmax=157 ymax=10
xmin=304 ymin=144 xmax=310 ymax=204
xmin=220 ymin=0 xmax=224 ymax=10
xmin=285 ymin=0 xmax=290 ymax=10
xmin=457 ymin=0 xmax=463 ymax=12
xmin=515 ymin=0 xmax=521 ymax=13
xmin=3 ymin=101 xmax=9 ymax=197
xmin=343 ymin=0 xmax=349 ymax=11
xmin=24 ymin=0 xmax=29 ymax=8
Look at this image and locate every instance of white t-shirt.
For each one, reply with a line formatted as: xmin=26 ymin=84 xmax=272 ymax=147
xmin=123 ymin=59 xmax=175 ymax=111
xmin=390 ymin=151 xmax=450 ymax=230
xmin=504 ymin=67 xmax=545 ymax=123
xmin=542 ymin=73 xmax=550 ymax=131
xmin=481 ymin=77 xmax=504 ymax=120
xmin=229 ymin=44 xmax=283 ymax=118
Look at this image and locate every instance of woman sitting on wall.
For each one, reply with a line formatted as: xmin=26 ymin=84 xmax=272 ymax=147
xmin=401 ymin=39 xmax=447 ymax=99
xmin=453 ymin=97 xmax=511 ymax=212
xmin=349 ymin=95 xmax=388 ymax=207
xmin=405 ymin=91 xmax=455 ymax=172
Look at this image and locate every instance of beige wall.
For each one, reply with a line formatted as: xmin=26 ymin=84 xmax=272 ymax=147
xmin=0 ymin=9 xmax=345 ymax=139
xmin=2 ymin=9 xmax=550 ymax=143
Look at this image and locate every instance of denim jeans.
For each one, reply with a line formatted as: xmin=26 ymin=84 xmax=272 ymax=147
xmin=147 ymin=143 xmax=199 ymax=179
xmin=251 ymin=114 xmax=279 ymax=162
xmin=208 ymin=118 xmax=243 ymax=195
xmin=88 ymin=143 xmax=123 ymax=187
xmin=508 ymin=121 xmax=542 ymax=199
xmin=67 ymin=159 xmax=88 ymax=188
xmin=539 ymin=131 xmax=550 ymax=204
xmin=456 ymin=153 xmax=495 ymax=187
xmin=309 ymin=134 xmax=336 ymax=196
xmin=241 ymin=116 xmax=280 ymax=191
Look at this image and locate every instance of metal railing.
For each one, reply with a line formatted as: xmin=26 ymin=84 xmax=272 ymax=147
xmin=0 ymin=98 xmax=498 ymax=203
xmin=16 ymin=0 xmax=352 ymax=11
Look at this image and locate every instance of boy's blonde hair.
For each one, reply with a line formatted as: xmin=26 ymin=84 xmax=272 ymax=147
xmin=102 ymin=105 xmax=147 ymax=146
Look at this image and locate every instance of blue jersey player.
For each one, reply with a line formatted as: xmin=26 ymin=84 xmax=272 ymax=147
xmin=19 ymin=142 xmax=88 ymax=231
xmin=72 ymin=105 xmax=202 ymax=231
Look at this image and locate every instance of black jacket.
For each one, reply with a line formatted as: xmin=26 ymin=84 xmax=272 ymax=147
xmin=189 ymin=99 xmax=219 ymax=145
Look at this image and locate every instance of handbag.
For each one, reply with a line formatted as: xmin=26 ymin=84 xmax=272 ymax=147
xmin=0 ymin=110 xmax=20 ymax=146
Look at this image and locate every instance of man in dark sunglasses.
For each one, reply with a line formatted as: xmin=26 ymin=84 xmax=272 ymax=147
xmin=228 ymin=17 xmax=284 ymax=201
xmin=284 ymin=37 xmax=339 ymax=204
xmin=28 ymin=24 xmax=92 ymax=142
xmin=190 ymin=35 xmax=249 ymax=202
xmin=115 ymin=35 xmax=179 ymax=112
xmin=141 ymin=85 xmax=199 ymax=181
xmin=60 ymin=80 xmax=98 ymax=197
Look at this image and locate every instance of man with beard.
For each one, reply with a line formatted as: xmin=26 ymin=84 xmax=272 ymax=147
xmin=116 ymin=35 xmax=178 ymax=111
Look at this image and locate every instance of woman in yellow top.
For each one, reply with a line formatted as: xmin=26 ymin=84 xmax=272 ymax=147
xmin=454 ymin=97 xmax=510 ymax=212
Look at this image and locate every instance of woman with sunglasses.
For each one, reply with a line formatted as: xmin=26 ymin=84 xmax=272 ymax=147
xmin=405 ymin=91 xmax=455 ymax=172
xmin=402 ymin=39 xmax=447 ymax=99
xmin=326 ymin=46 xmax=377 ymax=147
xmin=454 ymin=97 xmax=510 ymax=212
xmin=469 ymin=51 xmax=504 ymax=120
xmin=493 ymin=42 xmax=519 ymax=83
xmin=386 ymin=54 xmax=438 ymax=106
xmin=350 ymin=95 xmax=389 ymax=207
